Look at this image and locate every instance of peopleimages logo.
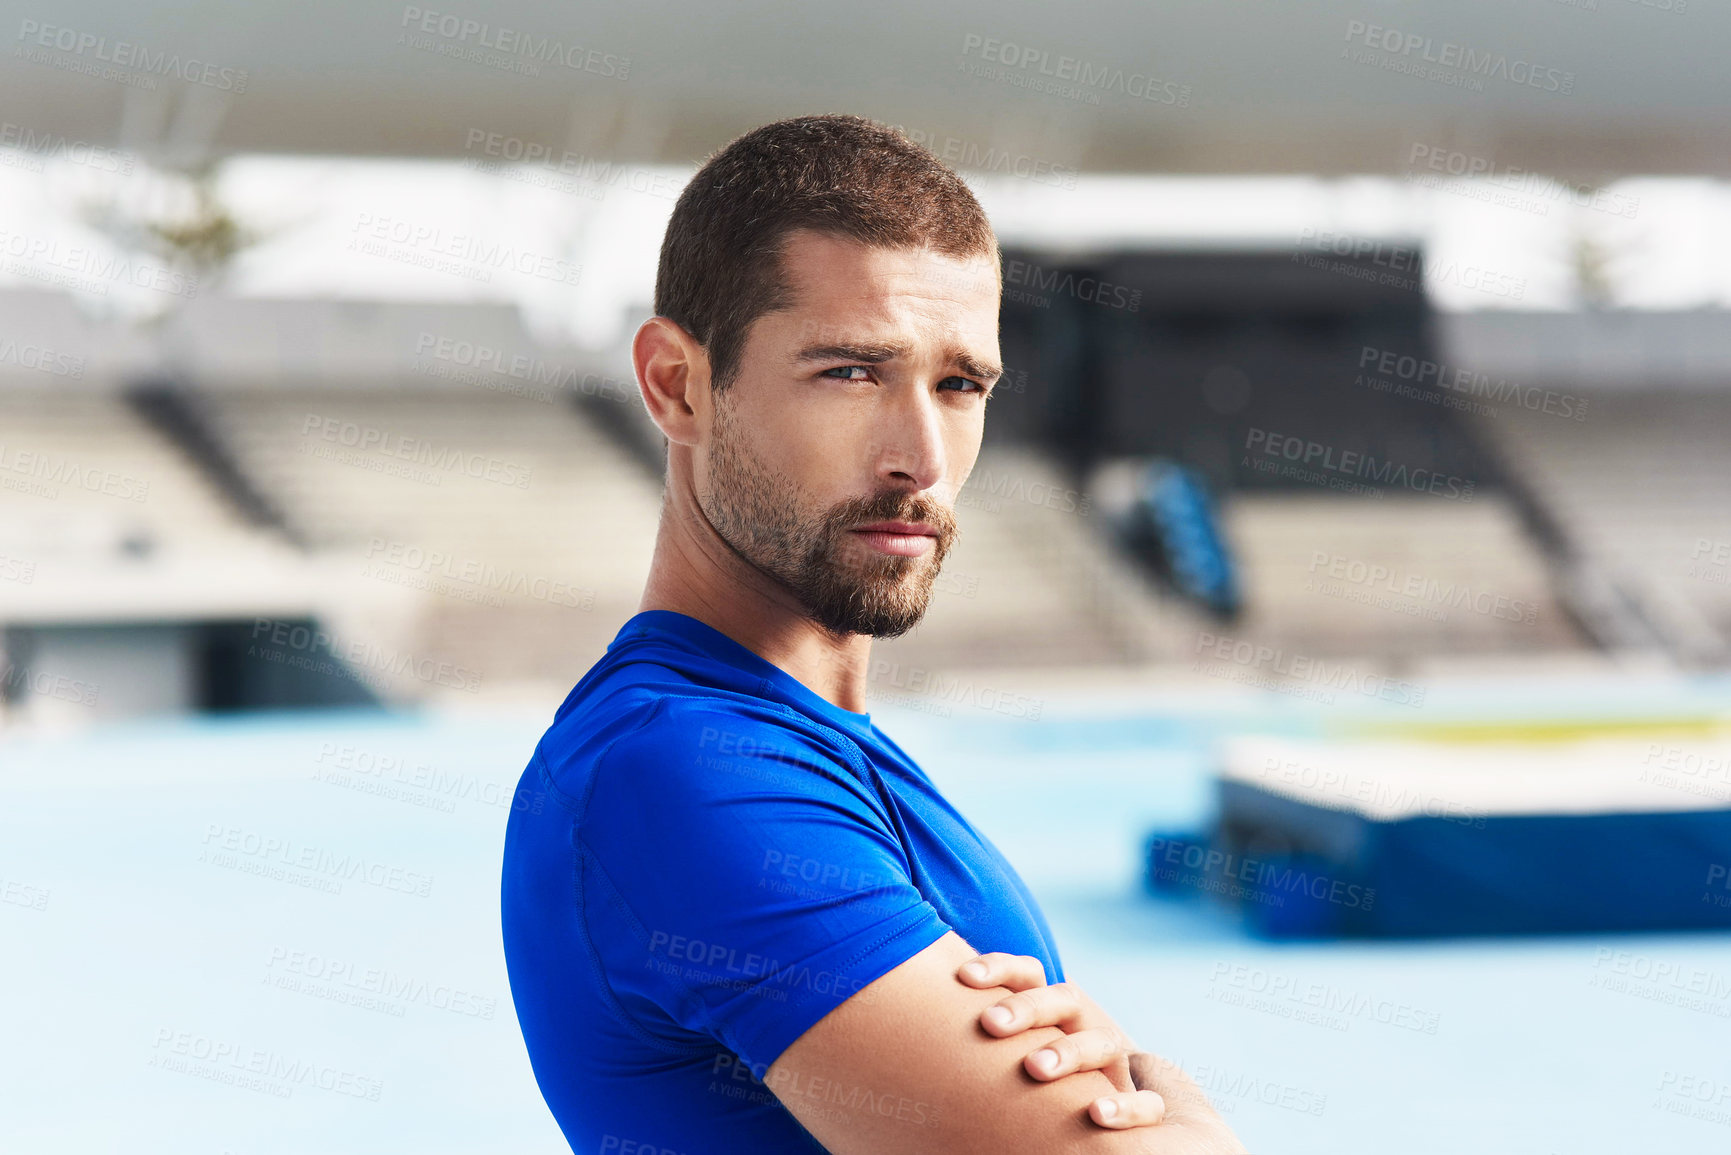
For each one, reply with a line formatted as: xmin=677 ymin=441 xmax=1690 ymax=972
xmin=348 ymin=213 xmax=583 ymax=287
xmin=264 ymin=946 xmax=496 ymax=1019
xmin=1244 ymin=428 xmax=1476 ymax=502
xmin=14 ymin=20 xmax=251 ymax=92
xmin=247 ymin=617 xmax=482 ymax=694
xmin=889 ymin=126 xmax=1080 ymax=190
xmin=0 ymin=227 xmax=199 ymax=300
xmin=0 ymin=442 xmax=148 ymax=502
xmin=300 ymin=414 xmax=533 ymax=489
xmin=460 ymin=129 xmax=683 ymax=201
xmin=0 ymin=661 xmax=99 ymax=707
xmin=1403 ymin=143 xmax=1638 ymax=220
xmin=1257 ymin=752 xmax=1489 ymax=828
xmin=959 ymin=33 xmax=1191 ymax=107
xmin=1341 ymin=20 xmax=1574 ymax=94
xmin=1306 ymin=551 xmax=1539 ymax=627
xmin=1207 ymin=964 xmax=1442 ymax=1034
xmin=1148 ymin=837 xmax=1377 ymax=910
xmin=0 ymin=121 xmax=135 ymax=175
xmin=1193 ymin=630 xmax=1428 ymax=708
xmin=1166 ymin=1056 xmax=1328 ymax=1117
xmin=397 ymin=7 xmax=630 ymax=78
xmin=410 ymin=332 xmax=635 ymax=404
xmin=1002 ymin=257 xmax=1141 ymax=312
xmin=1294 ymin=228 xmax=1526 ymax=300
xmin=0 ymin=337 xmax=85 ymax=378
xmin=1358 ymin=345 xmax=1588 ymax=421
xmin=644 ymin=930 xmax=874 ymax=1004
xmin=148 ymin=1028 xmax=383 ymax=1101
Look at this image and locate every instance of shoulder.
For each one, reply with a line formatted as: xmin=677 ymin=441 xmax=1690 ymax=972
xmin=538 ymin=678 xmax=873 ymax=818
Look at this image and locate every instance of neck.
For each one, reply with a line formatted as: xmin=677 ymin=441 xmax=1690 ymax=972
xmin=636 ymin=450 xmax=874 ymax=715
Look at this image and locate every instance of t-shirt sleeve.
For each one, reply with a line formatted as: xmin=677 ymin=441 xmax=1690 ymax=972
xmin=576 ymin=697 xmax=953 ymax=1077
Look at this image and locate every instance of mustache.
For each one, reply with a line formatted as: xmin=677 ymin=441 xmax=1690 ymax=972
xmin=826 ymin=492 xmax=958 ymax=543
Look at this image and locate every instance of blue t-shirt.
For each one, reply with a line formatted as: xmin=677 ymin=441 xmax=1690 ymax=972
xmin=501 ymin=609 xmax=1064 ymax=1154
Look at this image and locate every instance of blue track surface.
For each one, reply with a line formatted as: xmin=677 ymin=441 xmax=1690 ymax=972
xmin=3 ymin=683 xmax=1728 ymax=1153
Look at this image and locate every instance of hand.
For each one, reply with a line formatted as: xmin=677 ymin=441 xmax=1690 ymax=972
xmin=957 ymin=952 xmax=1166 ymax=1130
xmin=1126 ymin=1052 xmax=1250 ymax=1154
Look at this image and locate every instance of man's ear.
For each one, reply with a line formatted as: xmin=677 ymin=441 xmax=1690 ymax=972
xmin=633 ymin=316 xmax=710 ymax=448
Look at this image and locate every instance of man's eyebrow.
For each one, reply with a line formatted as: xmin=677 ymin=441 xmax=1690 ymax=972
xmin=793 ymin=342 xmax=1004 ymax=383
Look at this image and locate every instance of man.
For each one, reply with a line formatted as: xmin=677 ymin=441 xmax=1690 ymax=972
xmin=501 ymin=114 xmax=1243 ymax=1154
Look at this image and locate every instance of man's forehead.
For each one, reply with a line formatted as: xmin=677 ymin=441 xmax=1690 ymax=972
xmin=778 ymin=229 xmax=1001 ymax=298
xmin=752 ymin=232 xmax=1001 ymax=372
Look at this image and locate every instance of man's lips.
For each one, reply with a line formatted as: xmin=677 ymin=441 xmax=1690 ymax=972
xmin=848 ymin=521 xmax=940 ymax=557
xmin=852 ymin=521 xmax=939 ymax=537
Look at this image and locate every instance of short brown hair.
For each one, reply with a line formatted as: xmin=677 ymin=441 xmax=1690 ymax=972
xmin=654 ymin=114 xmax=1000 ymax=394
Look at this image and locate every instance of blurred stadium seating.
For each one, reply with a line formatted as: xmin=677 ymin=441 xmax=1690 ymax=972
xmin=1473 ymin=387 xmax=1731 ymax=665
xmin=6 ymin=282 xmax=1730 ymax=718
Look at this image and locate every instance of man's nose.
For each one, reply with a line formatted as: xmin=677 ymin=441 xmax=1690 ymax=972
xmin=875 ymin=391 xmax=948 ymax=491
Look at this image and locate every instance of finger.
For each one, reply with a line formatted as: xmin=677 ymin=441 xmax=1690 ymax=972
xmin=1128 ymin=1054 xmax=1250 ymax=1150
xmin=1022 ymin=1028 xmax=1131 ymax=1081
xmin=980 ymin=982 xmax=1084 ymax=1036
xmin=1089 ymin=1089 xmax=1167 ymax=1130
xmin=1127 ymin=1052 xmax=1223 ymax=1124
xmin=957 ymin=952 xmax=1049 ymax=993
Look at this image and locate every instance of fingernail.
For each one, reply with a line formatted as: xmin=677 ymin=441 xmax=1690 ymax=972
xmin=985 ymin=1006 xmax=1012 ymax=1028
xmin=1097 ymin=1099 xmax=1118 ymax=1120
xmin=962 ymin=961 xmax=987 ymax=981
xmin=1032 ymin=1048 xmax=1058 ymax=1072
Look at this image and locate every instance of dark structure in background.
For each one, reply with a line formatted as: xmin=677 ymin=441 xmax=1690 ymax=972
xmin=195 ymin=619 xmax=378 ymax=711
xmin=0 ymin=621 xmax=377 ymax=715
xmin=991 ymin=248 xmax=1506 ymax=494
xmin=127 ymin=380 xmax=308 ymax=549
xmin=1145 ymin=773 xmax=1731 ymax=939
xmin=990 ymin=247 xmax=1535 ymax=620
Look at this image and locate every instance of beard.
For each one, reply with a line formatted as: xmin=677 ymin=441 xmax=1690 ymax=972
xmin=699 ymin=394 xmax=959 ymax=639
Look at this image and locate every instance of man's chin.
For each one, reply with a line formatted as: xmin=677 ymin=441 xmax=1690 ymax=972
xmin=862 ymin=613 xmax=927 ymax=640
xmin=789 ymin=539 xmax=949 ymax=637
xmin=815 ymin=610 xmax=928 ymax=640
xmin=803 ymin=579 xmax=935 ymax=639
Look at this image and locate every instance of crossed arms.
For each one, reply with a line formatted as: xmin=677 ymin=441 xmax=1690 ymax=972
xmin=764 ymin=930 xmax=1249 ymax=1154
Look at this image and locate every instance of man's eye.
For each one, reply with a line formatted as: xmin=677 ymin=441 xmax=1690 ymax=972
xmin=820 ymin=367 xmax=987 ymax=394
